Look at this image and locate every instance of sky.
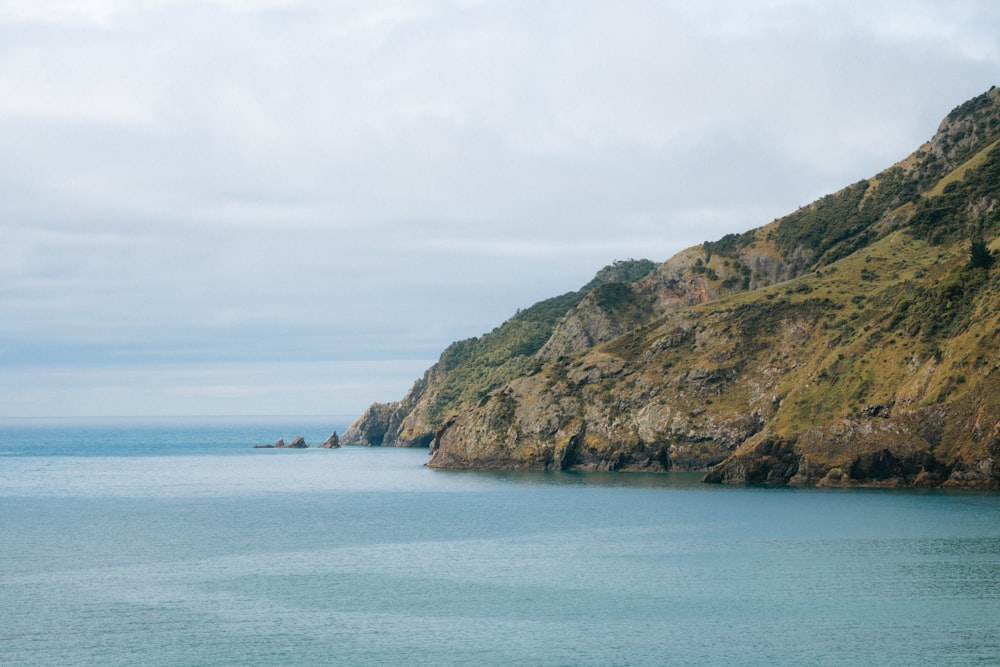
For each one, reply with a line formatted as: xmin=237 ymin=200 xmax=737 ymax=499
xmin=1 ymin=0 xmax=998 ymax=418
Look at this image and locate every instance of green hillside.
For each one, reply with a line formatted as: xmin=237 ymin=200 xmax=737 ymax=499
xmin=346 ymin=87 xmax=1000 ymax=487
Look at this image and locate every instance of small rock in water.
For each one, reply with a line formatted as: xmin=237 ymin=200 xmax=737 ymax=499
xmin=319 ymin=431 xmax=341 ymax=448
xmin=252 ymin=437 xmax=309 ymax=449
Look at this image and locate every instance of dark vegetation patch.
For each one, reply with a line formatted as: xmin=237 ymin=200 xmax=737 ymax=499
xmin=702 ymin=229 xmax=758 ymax=261
xmin=908 ymin=145 xmax=1000 ymax=245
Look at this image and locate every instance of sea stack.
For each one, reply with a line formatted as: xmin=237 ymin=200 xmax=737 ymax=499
xmin=287 ymin=436 xmax=308 ymax=448
xmin=319 ymin=431 xmax=341 ymax=449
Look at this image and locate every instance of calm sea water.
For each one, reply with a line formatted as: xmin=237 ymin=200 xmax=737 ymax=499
xmin=2 ymin=417 xmax=999 ymax=666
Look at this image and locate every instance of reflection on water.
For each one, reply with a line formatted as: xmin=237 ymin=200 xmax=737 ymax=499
xmin=447 ymin=467 xmax=709 ymax=489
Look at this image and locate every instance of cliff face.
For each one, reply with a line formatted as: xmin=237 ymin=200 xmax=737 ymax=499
xmin=351 ymin=87 xmax=1000 ymax=488
xmin=341 ymin=373 xmax=433 ymax=447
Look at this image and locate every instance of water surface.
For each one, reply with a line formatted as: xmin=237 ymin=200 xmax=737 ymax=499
xmin=2 ymin=418 xmax=998 ymax=665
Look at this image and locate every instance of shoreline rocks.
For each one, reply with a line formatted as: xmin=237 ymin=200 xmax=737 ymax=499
xmin=318 ymin=431 xmax=341 ymax=448
xmin=252 ymin=436 xmax=310 ymax=449
xmin=250 ymin=432 xmax=343 ymax=450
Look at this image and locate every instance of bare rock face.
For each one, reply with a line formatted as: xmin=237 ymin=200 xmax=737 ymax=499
xmin=319 ymin=431 xmax=340 ymax=448
xmin=287 ymin=436 xmax=308 ymax=448
xmin=427 ymin=346 xmax=758 ymax=474
xmin=536 ymin=294 xmax=628 ymax=361
xmin=702 ymin=412 xmax=963 ymax=488
xmin=701 ymin=435 xmax=800 ymax=484
xmin=340 ymin=402 xmax=399 ymax=446
xmin=340 ymin=374 xmax=432 ymax=447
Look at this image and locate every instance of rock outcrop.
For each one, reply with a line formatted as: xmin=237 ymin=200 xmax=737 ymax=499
xmin=339 ymin=374 xmax=432 ymax=447
xmin=319 ymin=431 xmax=340 ymax=448
xmin=252 ymin=436 xmax=310 ymax=449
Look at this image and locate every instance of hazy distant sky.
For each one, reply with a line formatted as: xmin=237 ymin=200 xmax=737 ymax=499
xmin=2 ymin=0 xmax=998 ymax=417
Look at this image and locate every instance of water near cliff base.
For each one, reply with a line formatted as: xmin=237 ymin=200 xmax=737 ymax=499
xmin=2 ymin=417 xmax=999 ymax=666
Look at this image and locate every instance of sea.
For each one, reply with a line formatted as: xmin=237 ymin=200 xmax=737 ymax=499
xmin=2 ymin=416 xmax=1000 ymax=666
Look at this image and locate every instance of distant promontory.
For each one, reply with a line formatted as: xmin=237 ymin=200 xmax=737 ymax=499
xmin=342 ymin=87 xmax=1000 ymax=488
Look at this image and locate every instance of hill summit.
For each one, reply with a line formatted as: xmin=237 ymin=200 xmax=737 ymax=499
xmin=344 ymin=86 xmax=1000 ymax=488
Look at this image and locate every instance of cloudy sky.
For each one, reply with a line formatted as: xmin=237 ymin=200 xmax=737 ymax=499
xmin=1 ymin=0 xmax=998 ymax=418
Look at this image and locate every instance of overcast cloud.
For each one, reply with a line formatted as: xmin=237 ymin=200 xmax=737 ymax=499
xmin=1 ymin=0 xmax=998 ymax=417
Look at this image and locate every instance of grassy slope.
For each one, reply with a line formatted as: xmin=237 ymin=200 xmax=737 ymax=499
xmin=428 ymin=87 xmax=1000 ymax=486
xmin=605 ymin=138 xmax=1000 ymax=481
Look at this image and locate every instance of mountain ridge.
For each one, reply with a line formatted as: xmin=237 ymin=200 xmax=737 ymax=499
xmin=344 ymin=86 xmax=1000 ymax=488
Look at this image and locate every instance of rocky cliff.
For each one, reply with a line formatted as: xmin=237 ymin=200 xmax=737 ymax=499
xmin=348 ymin=87 xmax=1000 ymax=488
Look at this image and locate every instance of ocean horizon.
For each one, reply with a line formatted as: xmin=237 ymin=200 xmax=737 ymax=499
xmin=3 ymin=416 xmax=999 ymax=665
